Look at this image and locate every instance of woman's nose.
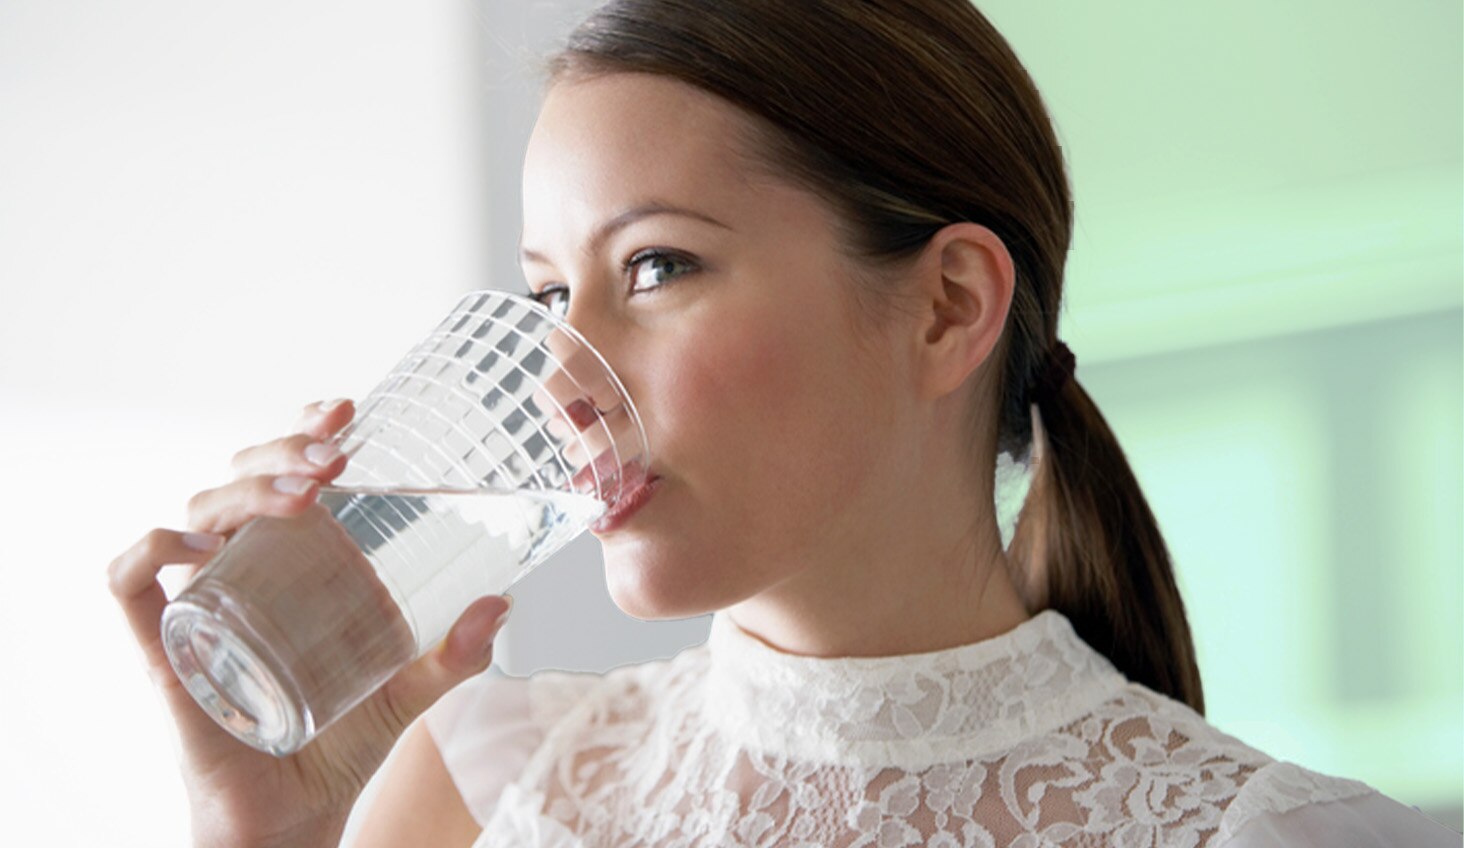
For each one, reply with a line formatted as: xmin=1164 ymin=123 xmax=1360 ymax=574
xmin=528 ymin=306 xmax=646 ymax=496
xmin=538 ymin=320 xmax=623 ymax=420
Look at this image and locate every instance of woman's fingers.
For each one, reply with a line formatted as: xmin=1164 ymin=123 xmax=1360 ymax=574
xmin=186 ymin=474 xmax=324 ymax=536
xmin=286 ymin=595 xmax=512 ymax=807
xmin=370 ymin=595 xmax=512 ymax=734
xmin=292 ymin=398 xmax=355 ymax=440
xmin=107 ymin=528 xmax=226 ymax=683
xmin=226 ymin=399 xmax=356 ymax=481
xmin=435 ymin=595 xmax=513 ymax=676
xmin=230 ymin=432 xmax=349 ymax=481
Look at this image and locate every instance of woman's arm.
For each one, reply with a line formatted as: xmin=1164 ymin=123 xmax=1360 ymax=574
xmin=347 ymin=720 xmax=482 ymax=848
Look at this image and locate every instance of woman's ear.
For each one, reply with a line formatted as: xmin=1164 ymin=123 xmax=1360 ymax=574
xmin=911 ymin=222 xmax=1015 ymax=400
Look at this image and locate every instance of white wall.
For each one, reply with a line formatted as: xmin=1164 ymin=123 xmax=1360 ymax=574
xmin=0 ymin=2 xmax=491 ymax=844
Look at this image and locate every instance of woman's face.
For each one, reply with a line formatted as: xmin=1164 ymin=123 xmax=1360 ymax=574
xmin=520 ymin=72 xmax=918 ymax=620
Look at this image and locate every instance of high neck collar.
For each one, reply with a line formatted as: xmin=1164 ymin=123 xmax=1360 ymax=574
xmin=701 ymin=608 xmax=1127 ymax=769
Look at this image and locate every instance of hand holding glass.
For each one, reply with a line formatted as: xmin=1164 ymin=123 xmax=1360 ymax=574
xmin=161 ymin=291 xmax=650 ymax=755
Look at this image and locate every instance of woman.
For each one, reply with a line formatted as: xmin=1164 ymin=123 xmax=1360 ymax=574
xmin=108 ymin=1 xmax=1459 ymax=845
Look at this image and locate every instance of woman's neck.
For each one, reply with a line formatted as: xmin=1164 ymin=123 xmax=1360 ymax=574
xmin=724 ymin=469 xmax=1032 ymax=659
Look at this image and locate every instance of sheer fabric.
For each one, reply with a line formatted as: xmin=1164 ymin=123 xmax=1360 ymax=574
xmin=424 ymin=609 xmax=1459 ymax=847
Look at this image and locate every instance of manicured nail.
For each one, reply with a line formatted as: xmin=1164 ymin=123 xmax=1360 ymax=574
xmin=303 ymin=442 xmax=343 ymax=467
xmin=478 ymin=597 xmax=513 ymax=662
xmin=493 ymin=595 xmax=514 ymax=635
xmin=182 ymin=532 xmax=224 ymax=552
xmin=273 ymin=475 xmax=315 ymax=495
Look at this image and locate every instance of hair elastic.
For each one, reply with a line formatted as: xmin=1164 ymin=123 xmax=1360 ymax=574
xmin=1030 ymin=340 xmax=1076 ymax=403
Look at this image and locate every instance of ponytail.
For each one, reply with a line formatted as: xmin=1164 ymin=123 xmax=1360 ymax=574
xmin=1008 ymin=374 xmax=1206 ymax=714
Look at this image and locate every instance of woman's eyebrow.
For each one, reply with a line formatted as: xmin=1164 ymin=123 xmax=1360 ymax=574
xmin=519 ymin=201 xmax=732 ymax=265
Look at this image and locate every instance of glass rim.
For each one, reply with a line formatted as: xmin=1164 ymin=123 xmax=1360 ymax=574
xmin=457 ymin=288 xmax=653 ymax=495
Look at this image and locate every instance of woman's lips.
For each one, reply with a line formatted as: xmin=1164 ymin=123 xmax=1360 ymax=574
xmin=566 ymin=453 xmax=659 ymax=532
xmin=590 ymin=475 xmax=663 ymax=534
xmin=572 ymin=456 xmax=651 ymax=501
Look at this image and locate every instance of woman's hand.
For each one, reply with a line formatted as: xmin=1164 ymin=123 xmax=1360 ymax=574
xmin=108 ymin=399 xmax=512 ymax=848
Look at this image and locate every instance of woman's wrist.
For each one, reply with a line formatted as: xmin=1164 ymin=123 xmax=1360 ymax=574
xmin=194 ymin=809 xmax=350 ymax=848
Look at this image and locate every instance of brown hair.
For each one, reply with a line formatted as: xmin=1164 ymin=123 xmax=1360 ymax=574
xmin=545 ymin=0 xmax=1205 ymax=713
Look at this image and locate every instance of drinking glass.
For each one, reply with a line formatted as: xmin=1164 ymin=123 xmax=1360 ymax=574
xmin=161 ymin=290 xmax=650 ymax=755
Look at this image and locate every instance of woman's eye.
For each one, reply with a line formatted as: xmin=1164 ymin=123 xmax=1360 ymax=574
xmin=628 ymin=250 xmax=696 ymax=292
xmin=529 ymin=284 xmax=569 ymax=318
xmin=526 ymin=250 xmax=695 ymax=316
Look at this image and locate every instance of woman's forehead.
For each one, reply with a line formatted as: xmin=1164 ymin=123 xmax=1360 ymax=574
xmin=524 ymin=74 xmax=769 ymax=213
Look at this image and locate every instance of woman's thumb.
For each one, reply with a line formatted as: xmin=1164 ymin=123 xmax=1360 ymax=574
xmin=442 ymin=594 xmax=514 ymax=674
xmin=376 ymin=595 xmax=512 ymax=731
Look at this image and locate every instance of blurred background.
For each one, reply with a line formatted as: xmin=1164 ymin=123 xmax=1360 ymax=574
xmin=0 ymin=1 xmax=1457 ymax=844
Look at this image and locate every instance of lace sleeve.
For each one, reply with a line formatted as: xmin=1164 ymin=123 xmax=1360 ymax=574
xmin=1214 ymin=760 xmax=1462 ymax=847
xmin=423 ymin=668 xmax=602 ymax=826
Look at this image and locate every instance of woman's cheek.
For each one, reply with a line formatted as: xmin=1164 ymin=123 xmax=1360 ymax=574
xmin=716 ymin=318 xmax=805 ymax=413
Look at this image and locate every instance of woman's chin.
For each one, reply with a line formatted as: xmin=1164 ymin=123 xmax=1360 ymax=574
xmin=603 ymin=547 xmax=727 ymax=621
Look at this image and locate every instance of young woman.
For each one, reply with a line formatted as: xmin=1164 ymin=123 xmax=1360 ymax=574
xmin=108 ymin=1 xmax=1459 ymax=845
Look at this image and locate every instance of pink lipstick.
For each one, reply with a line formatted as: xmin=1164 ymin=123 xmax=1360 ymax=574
xmin=590 ymin=474 xmax=663 ymax=534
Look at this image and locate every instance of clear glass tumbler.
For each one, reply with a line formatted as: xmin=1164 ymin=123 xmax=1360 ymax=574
xmin=161 ymin=290 xmax=650 ymax=756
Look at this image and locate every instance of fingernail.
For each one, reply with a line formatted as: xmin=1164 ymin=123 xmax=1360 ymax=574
xmin=273 ymin=475 xmax=315 ymax=495
xmin=320 ymin=398 xmax=350 ymax=414
xmin=494 ymin=595 xmax=514 ymax=635
xmin=479 ymin=596 xmax=513 ymax=662
xmin=304 ymin=442 xmax=344 ymax=467
xmin=182 ymin=532 xmax=224 ymax=551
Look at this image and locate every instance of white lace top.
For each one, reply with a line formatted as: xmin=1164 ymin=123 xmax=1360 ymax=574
xmin=424 ymin=609 xmax=1459 ymax=847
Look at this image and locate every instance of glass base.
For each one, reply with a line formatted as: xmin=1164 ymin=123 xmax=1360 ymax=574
xmin=161 ymin=598 xmax=311 ymax=756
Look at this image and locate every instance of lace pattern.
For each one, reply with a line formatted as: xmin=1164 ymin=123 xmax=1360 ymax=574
xmin=1212 ymin=761 xmax=1377 ymax=843
xmin=449 ymin=610 xmax=1389 ymax=847
xmin=701 ymin=610 xmax=1128 ymax=769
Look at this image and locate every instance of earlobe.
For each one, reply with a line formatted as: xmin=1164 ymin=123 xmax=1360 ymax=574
xmin=916 ymin=223 xmax=1015 ymax=399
